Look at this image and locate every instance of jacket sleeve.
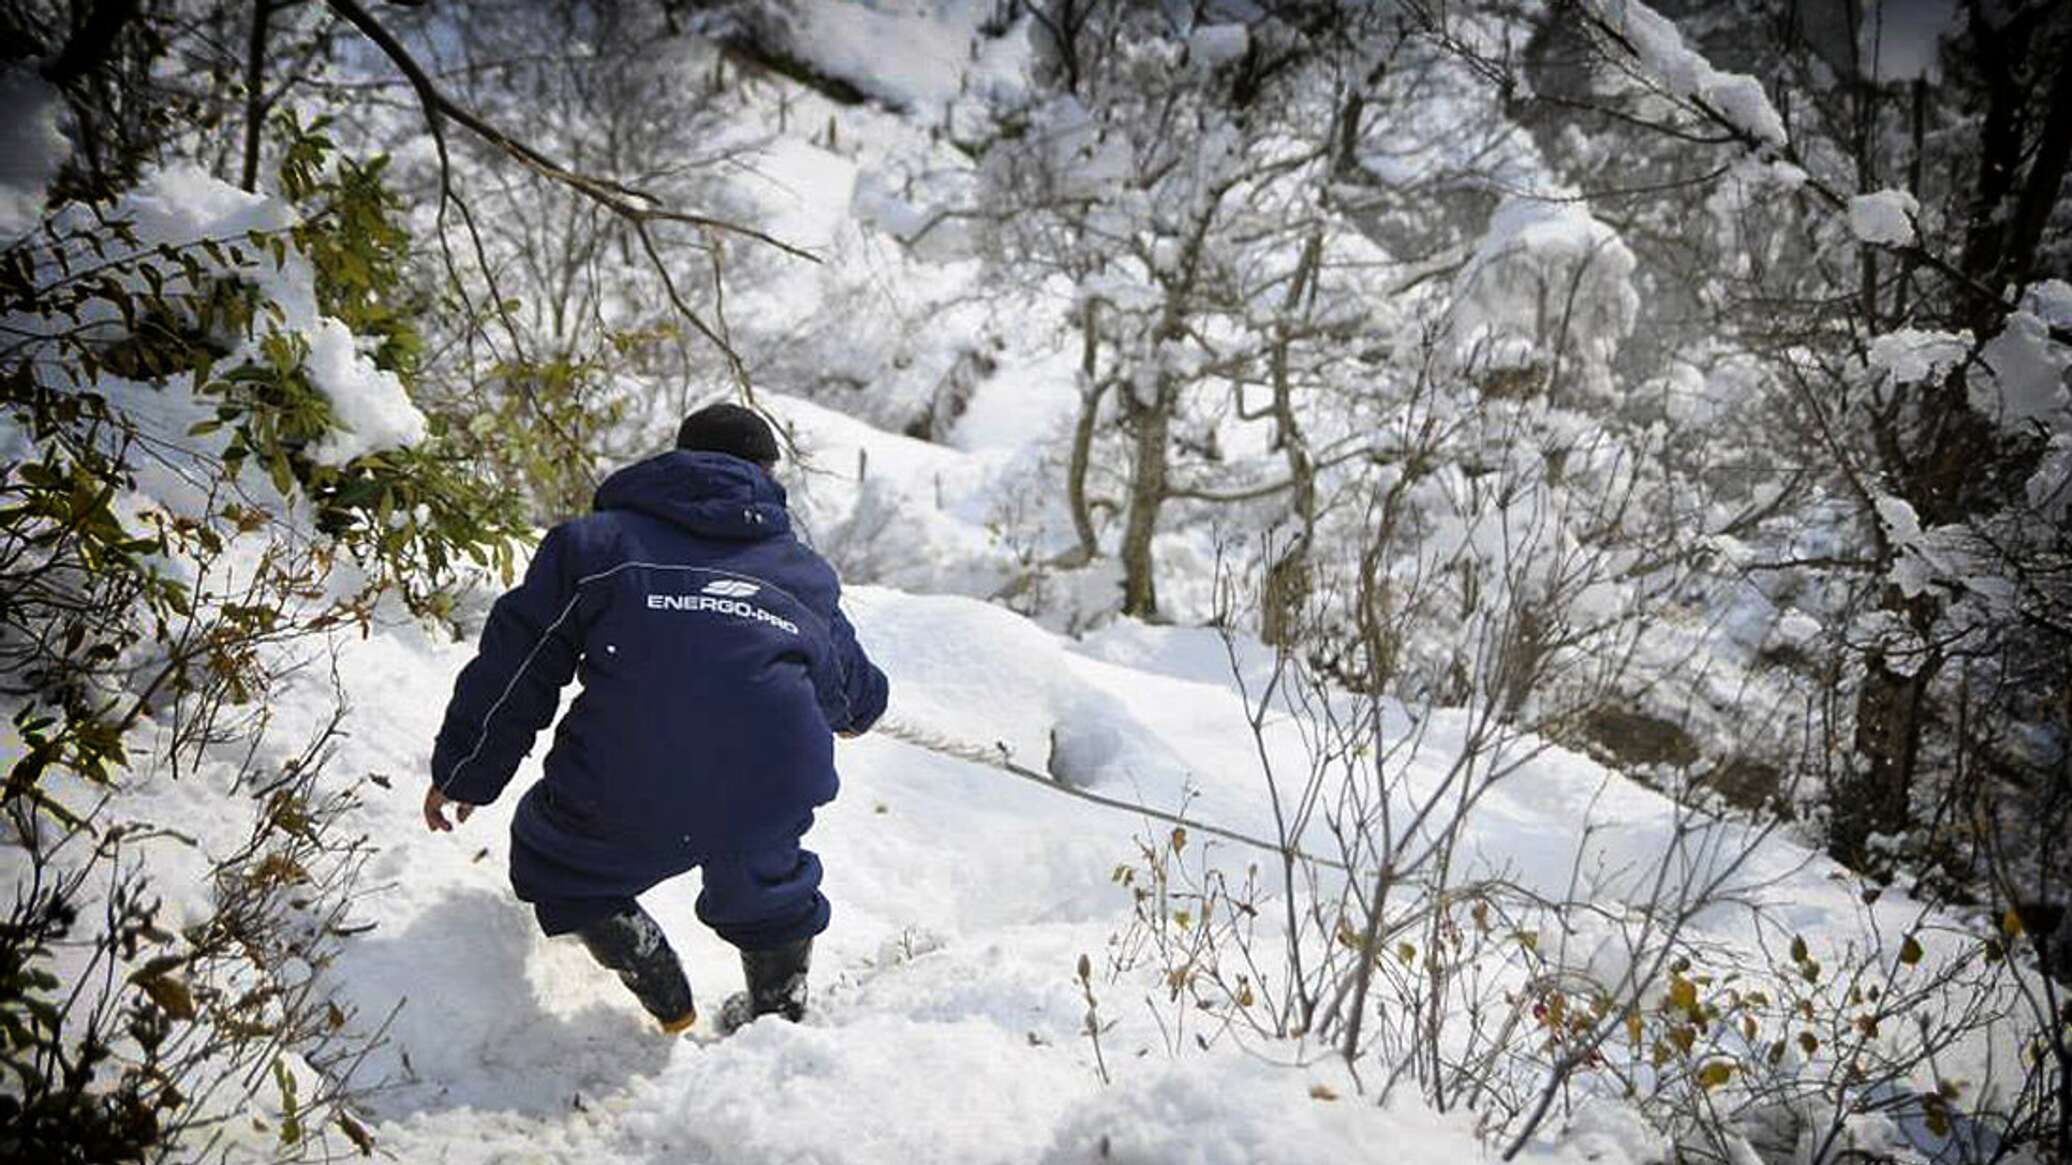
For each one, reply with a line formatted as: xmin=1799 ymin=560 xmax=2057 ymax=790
xmin=799 ymin=557 xmax=887 ymax=735
xmin=430 ymin=525 xmax=588 ymax=804
xmin=824 ymin=600 xmax=889 ymax=734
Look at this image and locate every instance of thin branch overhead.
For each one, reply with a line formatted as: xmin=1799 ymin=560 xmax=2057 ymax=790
xmin=323 ymin=0 xmax=821 ymax=390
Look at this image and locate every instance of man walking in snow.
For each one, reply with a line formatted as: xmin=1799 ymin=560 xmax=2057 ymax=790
xmin=423 ymin=403 xmax=889 ymax=1035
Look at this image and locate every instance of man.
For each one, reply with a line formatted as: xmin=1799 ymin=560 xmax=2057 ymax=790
xmin=423 ymin=403 xmax=889 ymax=1035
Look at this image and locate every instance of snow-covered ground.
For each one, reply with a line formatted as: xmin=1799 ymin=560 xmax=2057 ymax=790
xmin=29 ymin=385 xmax=1968 ymax=1164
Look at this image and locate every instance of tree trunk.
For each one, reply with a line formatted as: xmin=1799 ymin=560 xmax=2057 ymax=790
xmin=1834 ymin=650 xmax=1932 ymax=869
xmin=239 ymin=1 xmax=274 ymax=192
xmin=1261 ymin=232 xmax=1322 ymax=647
xmin=1119 ymin=375 xmax=1172 ymax=619
xmin=1064 ymin=300 xmax=1105 ymax=566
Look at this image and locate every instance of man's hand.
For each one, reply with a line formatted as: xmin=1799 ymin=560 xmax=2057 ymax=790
xmin=423 ymin=786 xmax=477 ymax=833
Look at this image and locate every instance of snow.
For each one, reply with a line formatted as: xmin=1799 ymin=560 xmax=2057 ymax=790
xmin=46 ymin=163 xmax=430 ymax=471
xmin=1867 ymin=327 xmax=1969 ymax=383
xmin=1774 ymin=609 xmax=1824 ymax=647
xmin=1848 ymin=188 xmax=1919 ymax=246
xmin=1188 ymin=24 xmax=1251 ymax=70
xmin=302 ymin=316 xmax=429 ymax=463
xmin=2023 ymin=278 xmax=2072 ymax=330
xmin=766 ymin=1 xmax=1033 ymax=116
xmin=1977 ymin=310 xmax=2072 ymax=426
xmin=0 ymin=65 xmax=68 ymax=237
xmin=1448 ymin=197 xmax=1640 ymax=394
xmin=1588 ymin=0 xmax=1789 ymax=146
xmin=72 ymin=525 xmax=1993 ymax=1162
xmin=1874 ymin=495 xmax=1923 ymax=545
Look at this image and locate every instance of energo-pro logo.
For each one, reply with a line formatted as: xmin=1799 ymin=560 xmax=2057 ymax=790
xmin=646 ymin=578 xmax=797 ymax=635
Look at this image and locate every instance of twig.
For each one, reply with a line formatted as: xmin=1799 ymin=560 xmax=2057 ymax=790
xmin=322 ymin=0 xmax=818 ymax=389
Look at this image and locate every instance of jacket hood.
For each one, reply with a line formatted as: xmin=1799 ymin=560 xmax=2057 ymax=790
xmin=593 ymin=450 xmax=791 ymax=540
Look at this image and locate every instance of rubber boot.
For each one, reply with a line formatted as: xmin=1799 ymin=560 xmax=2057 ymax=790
xmin=575 ymin=905 xmax=697 ymax=1034
xmin=715 ymin=936 xmax=812 ymax=1035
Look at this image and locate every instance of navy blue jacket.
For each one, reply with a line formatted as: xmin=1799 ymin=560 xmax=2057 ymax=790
xmin=430 ymin=451 xmax=888 ymax=901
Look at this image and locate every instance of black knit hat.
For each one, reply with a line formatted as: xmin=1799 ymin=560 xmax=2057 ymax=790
xmin=675 ymin=403 xmax=780 ymax=466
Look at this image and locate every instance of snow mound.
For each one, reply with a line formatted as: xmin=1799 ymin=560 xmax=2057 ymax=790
xmin=1449 ymin=198 xmax=1639 ymax=393
xmin=847 ymin=586 xmax=1192 ymax=788
xmin=1848 ymin=189 xmax=1919 ymax=247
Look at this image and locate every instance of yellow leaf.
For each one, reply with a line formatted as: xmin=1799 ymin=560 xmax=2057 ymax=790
xmin=134 ymin=973 xmax=197 ymax=1022
xmin=2002 ymin=910 xmax=2025 ymax=938
xmin=1309 ymin=1084 xmax=1338 ymax=1101
xmin=1697 ymin=1061 xmax=1734 ymax=1090
xmin=1899 ymin=935 xmax=1923 ymax=966
xmin=1790 ymin=935 xmax=1808 ymax=963
xmin=1668 ymin=976 xmax=1698 ymax=1012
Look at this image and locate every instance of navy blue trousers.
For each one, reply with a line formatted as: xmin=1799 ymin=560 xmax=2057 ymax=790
xmin=527 ymin=838 xmax=830 ymax=951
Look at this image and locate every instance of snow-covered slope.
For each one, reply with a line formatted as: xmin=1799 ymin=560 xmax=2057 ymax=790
xmin=265 ymin=579 xmax=1638 ymax=1164
xmin=151 ymin=458 xmax=1953 ymax=1165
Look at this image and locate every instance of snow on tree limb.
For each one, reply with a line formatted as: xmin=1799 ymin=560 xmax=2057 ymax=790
xmin=322 ymin=0 xmax=819 ymax=393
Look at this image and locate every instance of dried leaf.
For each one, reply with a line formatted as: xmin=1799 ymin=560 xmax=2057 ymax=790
xmin=337 ymin=1112 xmax=375 ymax=1157
xmin=136 ymin=974 xmax=197 ymax=1022
xmin=1668 ymin=976 xmax=1698 ymax=1012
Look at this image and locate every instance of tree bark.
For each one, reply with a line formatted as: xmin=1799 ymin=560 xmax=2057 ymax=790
xmin=1119 ymin=373 xmax=1171 ymax=619
xmin=240 ymin=1 xmax=274 ymax=192
xmin=1064 ymin=299 xmax=1105 ymax=566
xmin=1834 ymin=648 xmax=1933 ymax=869
xmin=1261 ymin=231 xmax=1322 ymax=647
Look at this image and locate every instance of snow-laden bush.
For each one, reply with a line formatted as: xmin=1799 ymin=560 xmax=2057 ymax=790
xmin=1446 ymin=198 xmax=1639 ymax=404
xmin=1 ymin=120 xmax=527 ymax=1160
